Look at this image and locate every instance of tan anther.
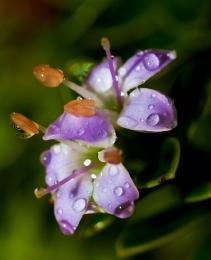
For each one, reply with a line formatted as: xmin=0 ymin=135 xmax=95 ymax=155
xmin=104 ymin=148 xmax=122 ymax=164
xmin=34 ymin=188 xmax=48 ymax=199
xmin=10 ymin=112 xmax=39 ymax=138
xmin=64 ymin=99 xmax=96 ymax=117
xmin=33 ymin=64 xmax=64 ymax=87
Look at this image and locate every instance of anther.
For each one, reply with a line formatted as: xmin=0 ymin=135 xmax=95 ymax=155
xmin=34 ymin=188 xmax=48 ymax=199
xmin=33 ymin=64 xmax=64 ymax=87
xmin=104 ymin=147 xmax=122 ymax=164
xmin=101 ymin=37 xmax=111 ymax=51
xmin=10 ymin=112 xmax=39 ymax=139
xmin=64 ymin=99 xmax=96 ymax=117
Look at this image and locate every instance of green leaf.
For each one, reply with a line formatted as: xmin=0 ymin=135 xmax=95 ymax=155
xmin=185 ymin=183 xmax=211 ymax=203
xmin=79 ymin=213 xmax=115 ymax=238
xmin=116 ymin=207 xmax=203 ymax=257
xmin=140 ymin=137 xmax=180 ymax=188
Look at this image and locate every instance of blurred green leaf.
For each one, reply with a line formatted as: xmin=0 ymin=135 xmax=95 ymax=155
xmin=140 ymin=137 xmax=180 ymax=188
xmin=79 ymin=213 xmax=115 ymax=238
xmin=116 ymin=207 xmax=203 ymax=257
xmin=185 ymin=183 xmax=211 ymax=203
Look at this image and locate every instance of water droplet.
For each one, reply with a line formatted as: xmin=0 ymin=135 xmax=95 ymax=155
xmin=103 ymin=188 xmax=107 ymax=193
xmin=56 ymin=190 xmax=62 ymax=198
xmin=109 ymin=165 xmax=119 ymax=176
xmin=148 ymin=104 xmax=155 ymax=110
xmin=83 ymin=159 xmax=91 ymax=166
xmin=124 ymin=182 xmax=130 ymax=189
xmin=151 ymin=93 xmax=156 ymax=98
xmin=76 ymin=128 xmax=85 ymax=136
xmin=146 ymin=113 xmax=160 ymax=126
xmin=117 ymin=116 xmax=138 ymax=128
xmin=73 ymin=198 xmax=86 ymax=212
xmin=53 ymin=145 xmax=61 ymax=154
xmin=59 ymin=220 xmax=74 ymax=235
xmin=46 ymin=175 xmax=56 ymax=185
xmin=135 ymin=65 xmax=141 ymax=71
xmin=96 ymin=77 xmax=101 ymax=83
xmin=114 ymin=186 xmax=124 ymax=197
xmin=114 ymin=201 xmax=133 ymax=215
xmin=115 ymin=75 xmax=119 ymax=81
xmin=57 ymin=208 xmax=63 ymax=215
xmin=91 ymin=174 xmax=96 ymax=179
xmin=108 ymin=203 xmax=112 ymax=209
xmin=119 ymin=67 xmax=126 ymax=77
xmin=144 ymin=53 xmax=160 ymax=70
xmin=40 ymin=151 xmax=51 ymax=166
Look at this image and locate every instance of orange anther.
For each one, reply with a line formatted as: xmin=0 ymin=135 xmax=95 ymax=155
xmin=104 ymin=148 xmax=122 ymax=164
xmin=10 ymin=112 xmax=39 ymax=138
xmin=64 ymin=99 xmax=96 ymax=117
xmin=33 ymin=64 xmax=64 ymax=87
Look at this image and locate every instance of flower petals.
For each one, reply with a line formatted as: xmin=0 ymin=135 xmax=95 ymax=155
xmin=118 ymin=50 xmax=176 ymax=93
xmin=54 ymin=174 xmax=93 ymax=235
xmin=93 ymin=163 xmax=139 ymax=218
xmin=117 ymin=88 xmax=177 ymax=132
xmin=43 ymin=111 xmax=116 ymax=148
xmin=86 ymin=58 xmax=120 ymax=93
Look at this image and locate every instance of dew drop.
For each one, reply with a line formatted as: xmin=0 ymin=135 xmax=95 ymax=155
xmin=109 ymin=165 xmax=119 ymax=176
xmin=59 ymin=220 xmax=75 ymax=235
xmin=146 ymin=113 xmax=160 ymax=126
xmin=144 ymin=53 xmax=160 ymax=70
xmin=56 ymin=190 xmax=62 ymax=198
xmin=103 ymin=188 xmax=107 ymax=193
xmin=91 ymin=174 xmax=96 ymax=179
xmin=151 ymin=93 xmax=156 ymax=98
xmin=114 ymin=186 xmax=124 ymax=197
xmin=40 ymin=151 xmax=51 ymax=166
xmin=53 ymin=145 xmax=61 ymax=154
xmin=83 ymin=159 xmax=91 ymax=166
xmin=96 ymin=77 xmax=101 ymax=83
xmin=57 ymin=208 xmax=63 ymax=215
xmin=119 ymin=67 xmax=126 ymax=77
xmin=76 ymin=128 xmax=85 ymax=136
xmin=135 ymin=65 xmax=141 ymax=71
xmin=73 ymin=198 xmax=86 ymax=212
xmin=46 ymin=175 xmax=56 ymax=185
xmin=148 ymin=104 xmax=155 ymax=110
xmin=124 ymin=182 xmax=130 ymax=189
xmin=117 ymin=116 xmax=138 ymax=128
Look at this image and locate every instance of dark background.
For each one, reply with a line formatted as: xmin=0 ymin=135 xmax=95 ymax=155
xmin=1 ymin=0 xmax=211 ymax=259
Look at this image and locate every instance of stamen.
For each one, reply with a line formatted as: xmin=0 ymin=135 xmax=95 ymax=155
xmin=63 ymin=80 xmax=103 ymax=107
xmin=33 ymin=64 xmax=64 ymax=87
xmin=34 ymin=164 xmax=95 ymax=199
xmin=101 ymin=37 xmax=122 ymax=107
xmin=104 ymin=147 xmax=122 ymax=164
xmin=64 ymin=99 xmax=96 ymax=117
xmin=10 ymin=112 xmax=40 ymax=139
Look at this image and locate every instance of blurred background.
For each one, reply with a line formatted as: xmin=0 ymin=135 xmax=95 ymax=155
xmin=1 ymin=0 xmax=211 ymax=259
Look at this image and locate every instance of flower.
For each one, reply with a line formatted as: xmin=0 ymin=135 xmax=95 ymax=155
xmin=38 ymin=143 xmax=139 ymax=235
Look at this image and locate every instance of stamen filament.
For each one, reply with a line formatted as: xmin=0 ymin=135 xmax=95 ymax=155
xmin=34 ymin=163 xmax=96 ymax=199
xmin=101 ymin=37 xmax=122 ymax=107
xmin=63 ymin=80 xmax=103 ymax=107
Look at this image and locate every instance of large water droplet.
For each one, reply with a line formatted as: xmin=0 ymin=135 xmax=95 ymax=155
xmin=148 ymin=104 xmax=155 ymax=110
xmin=56 ymin=208 xmax=63 ymax=215
xmin=59 ymin=220 xmax=74 ymax=235
xmin=146 ymin=113 xmax=160 ymax=126
xmin=73 ymin=198 xmax=86 ymax=212
xmin=114 ymin=186 xmax=124 ymax=197
xmin=144 ymin=53 xmax=160 ymax=70
xmin=109 ymin=165 xmax=119 ymax=176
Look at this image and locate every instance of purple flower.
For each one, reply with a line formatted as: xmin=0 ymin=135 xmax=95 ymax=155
xmin=39 ymin=143 xmax=139 ymax=235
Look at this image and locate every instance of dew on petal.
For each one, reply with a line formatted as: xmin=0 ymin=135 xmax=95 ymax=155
xmin=76 ymin=128 xmax=85 ymax=136
xmin=119 ymin=67 xmax=126 ymax=77
xmin=146 ymin=113 xmax=160 ymax=126
xmin=117 ymin=116 xmax=138 ymax=128
xmin=148 ymin=104 xmax=155 ymax=110
xmin=59 ymin=220 xmax=75 ymax=235
xmin=113 ymin=186 xmax=124 ymax=197
xmin=72 ymin=198 xmax=87 ymax=212
xmin=40 ymin=151 xmax=51 ymax=166
xmin=56 ymin=190 xmax=62 ymax=198
xmin=53 ymin=145 xmax=61 ymax=154
xmin=143 ymin=53 xmax=160 ymax=70
xmin=124 ymin=182 xmax=130 ymax=189
xmin=56 ymin=208 xmax=63 ymax=216
xmin=109 ymin=165 xmax=119 ymax=176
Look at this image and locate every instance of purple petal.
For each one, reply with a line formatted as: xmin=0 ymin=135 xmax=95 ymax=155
xmin=42 ymin=143 xmax=93 ymax=235
xmin=93 ymin=163 xmax=139 ymax=219
xmin=43 ymin=111 xmax=116 ymax=147
xmin=117 ymin=88 xmax=177 ymax=132
xmin=54 ymin=174 xmax=93 ymax=235
xmin=118 ymin=50 xmax=176 ymax=93
xmin=86 ymin=58 xmax=120 ymax=93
